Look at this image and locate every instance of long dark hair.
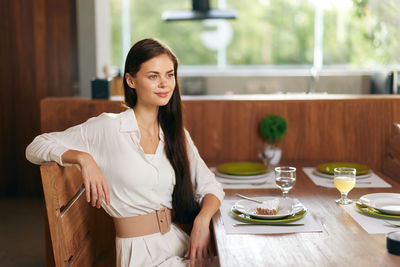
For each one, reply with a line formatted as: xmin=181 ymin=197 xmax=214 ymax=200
xmin=123 ymin=38 xmax=199 ymax=224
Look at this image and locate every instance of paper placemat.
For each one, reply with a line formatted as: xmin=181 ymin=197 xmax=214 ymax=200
xmin=211 ymin=167 xmax=277 ymax=189
xmin=341 ymin=204 xmax=400 ymax=234
xmin=215 ymin=172 xmax=276 ymax=189
xmin=302 ymin=167 xmax=392 ymax=188
xmin=220 ymin=199 xmax=323 ymax=234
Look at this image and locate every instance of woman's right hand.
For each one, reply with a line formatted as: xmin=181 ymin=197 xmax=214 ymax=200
xmin=62 ymin=150 xmax=110 ymax=208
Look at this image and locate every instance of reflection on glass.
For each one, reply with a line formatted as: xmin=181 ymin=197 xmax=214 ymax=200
xmin=275 ymin=166 xmax=296 ymax=199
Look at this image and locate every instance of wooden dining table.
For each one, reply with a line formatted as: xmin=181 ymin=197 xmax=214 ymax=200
xmin=211 ymin=163 xmax=400 ymax=267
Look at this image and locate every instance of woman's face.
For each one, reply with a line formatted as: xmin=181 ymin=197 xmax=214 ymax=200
xmin=127 ymin=54 xmax=176 ymax=108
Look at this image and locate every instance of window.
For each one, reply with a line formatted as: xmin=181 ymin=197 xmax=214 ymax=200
xmin=111 ymin=0 xmax=400 ymax=69
xmin=323 ymin=0 xmax=400 ymax=66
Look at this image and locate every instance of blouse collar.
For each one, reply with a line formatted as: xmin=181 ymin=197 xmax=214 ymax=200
xmin=119 ymin=109 xmax=165 ymax=142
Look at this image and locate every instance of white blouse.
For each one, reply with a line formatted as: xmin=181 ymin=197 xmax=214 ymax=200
xmin=26 ymin=109 xmax=225 ymax=218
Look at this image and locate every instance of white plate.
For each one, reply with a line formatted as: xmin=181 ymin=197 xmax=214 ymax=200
xmin=215 ymin=170 xmax=269 ymax=180
xmin=359 ymin=193 xmax=400 ymax=215
xmin=216 ymin=176 xmax=269 ymax=185
xmin=312 ymin=169 xmax=371 ymax=180
xmin=232 ymin=197 xmax=304 ymax=219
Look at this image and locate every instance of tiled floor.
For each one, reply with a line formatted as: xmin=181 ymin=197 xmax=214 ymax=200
xmin=0 ymin=198 xmax=46 ymax=267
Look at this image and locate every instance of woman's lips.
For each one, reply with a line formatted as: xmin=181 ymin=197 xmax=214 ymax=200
xmin=156 ymin=92 xmax=169 ymax=98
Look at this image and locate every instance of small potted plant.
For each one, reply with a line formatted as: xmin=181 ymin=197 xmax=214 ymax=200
xmin=258 ymin=114 xmax=287 ymax=167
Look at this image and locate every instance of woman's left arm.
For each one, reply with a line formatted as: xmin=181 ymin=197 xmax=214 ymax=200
xmin=183 ymin=129 xmax=225 ymax=266
xmin=185 ymin=193 xmax=220 ymax=267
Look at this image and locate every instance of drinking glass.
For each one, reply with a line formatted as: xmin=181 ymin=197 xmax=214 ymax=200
xmin=334 ymin=167 xmax=356 ymax=205
xmin=275 ymin=167 xmax=296 ymax=199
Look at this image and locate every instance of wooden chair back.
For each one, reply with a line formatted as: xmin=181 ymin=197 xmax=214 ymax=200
xmin=383 ymin=123 xmax=400 ymax=183
xmin=40 ymin=162 xmax=115 ymax=267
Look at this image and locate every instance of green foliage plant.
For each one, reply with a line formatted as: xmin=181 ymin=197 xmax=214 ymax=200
xmin=259 ymin=114 xmax=287 ymax=144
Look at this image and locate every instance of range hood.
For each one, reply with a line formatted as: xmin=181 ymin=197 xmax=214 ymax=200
xmin=162 ymin=0 xmax=237 ymax=21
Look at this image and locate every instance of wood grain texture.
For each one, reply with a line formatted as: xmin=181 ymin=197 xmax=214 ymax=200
xmin=383 ymin=123 xmax=400 ymax=183
xmin=38 ymin=96 xmax=400 ymax=266
xmin=40 ymin=162 xmax=115 ymax=267
xmin=183 ymin=98 xmax=400 ymax=171
xmin=41 ymin=97 xmax=400 ymax=174
xmin=40 ymin=163 xmax=65 ymax=266
xmin=383 ymin=156 xmax=400 ymax=183
xmin=213 ymin=166 xmax=400 ymax=267
xmin=40 ymin=98 xmax=125 ymax=132
xmin=68 ymin=235 xmax=94 ymax=267
xmin=60 ymin=195 xmax=92 ymax=260
xmin=387 ymin=123 xmax=400 ymax=159
xmin=0 ymin=0 xmax=78 ymax=197
xmin=55 ymin=165 xmax=83 ymax=210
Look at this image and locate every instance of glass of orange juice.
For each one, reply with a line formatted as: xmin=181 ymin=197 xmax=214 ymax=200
xmin=334 ymin=167 xmax=356 ymax=204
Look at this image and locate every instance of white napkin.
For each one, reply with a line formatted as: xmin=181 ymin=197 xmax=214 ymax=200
xmin=341 ymin=204 xmax=400 ymax=234
xmin=220 ymin=199 xmax=323 ymax=234
xmin=302 ymin=167 xmax=392 ymax=188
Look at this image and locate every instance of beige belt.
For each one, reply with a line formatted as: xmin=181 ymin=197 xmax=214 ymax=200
xmin=113 ymin=207 xmax=172 ymax=238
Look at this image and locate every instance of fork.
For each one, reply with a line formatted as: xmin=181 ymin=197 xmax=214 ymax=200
xmin=235 ymin=193 xmax=263 ymax=203
xmin=384 ymin=220 xmax=400 ymax=227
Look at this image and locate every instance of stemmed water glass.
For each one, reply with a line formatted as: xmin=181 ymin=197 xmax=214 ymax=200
xmin=334 ymin=167 xmax=356 ymax=204
xmin=275 ymin=166 xmax=296 ymax=199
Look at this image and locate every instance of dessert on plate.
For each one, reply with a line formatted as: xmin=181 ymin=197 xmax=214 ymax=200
xmin=256 ymin=198 xmax=280 ymax=215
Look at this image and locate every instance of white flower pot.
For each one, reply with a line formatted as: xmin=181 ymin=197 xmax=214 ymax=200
xmin=259 ymin=144 xmax=282 ymax=167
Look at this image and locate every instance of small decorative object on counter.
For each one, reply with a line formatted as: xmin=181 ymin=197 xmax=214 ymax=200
xmin=91 ymin=78 xmax=112 ymax=99
xmin=91 ymin=65 xmax=114 ymax=99
xmin=258 ymin=114 xmax=287 ymax=167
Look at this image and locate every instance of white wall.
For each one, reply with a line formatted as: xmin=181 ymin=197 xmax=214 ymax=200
xmin=76 ymin=0 xmax=111 ymax=97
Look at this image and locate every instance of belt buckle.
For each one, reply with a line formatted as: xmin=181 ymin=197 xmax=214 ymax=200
xmin=156 ymin=207 xmax=170 ymax=235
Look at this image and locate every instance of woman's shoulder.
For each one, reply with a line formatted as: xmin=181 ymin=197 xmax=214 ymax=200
xmin=84 ymin=109 xmax=129 ymax=129
xmin=183 ymin=128 xmax=195 ymax=146
xmin=183 ymin=128 xmax=191 ymax=138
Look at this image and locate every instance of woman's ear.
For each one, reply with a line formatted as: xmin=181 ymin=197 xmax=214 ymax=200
xmin=125 ymin=73 xmax=135 ymax=88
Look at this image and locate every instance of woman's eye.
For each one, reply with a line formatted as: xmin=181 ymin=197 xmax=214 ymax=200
xmin=149 ymin=75 xmax=157 ymax=79
xmin=168 ymin=73 xmax=175 ymax=78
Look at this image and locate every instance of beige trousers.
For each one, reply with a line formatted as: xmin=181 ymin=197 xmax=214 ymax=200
xmin=116 ymin=223 xmax=219 ymax=267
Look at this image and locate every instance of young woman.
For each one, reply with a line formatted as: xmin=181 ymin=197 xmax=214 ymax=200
xmin=26 ymin=38 xmax=224 ymax=267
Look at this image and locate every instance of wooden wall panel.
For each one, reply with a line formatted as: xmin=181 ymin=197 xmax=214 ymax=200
xmin=0 ymin=0 xmax=77 ymax=197
xmin=184 ymin=99 xmax=400 ymax=170
xmin=40 ymin=99 xmax=125 ymax=132
xmin=40 ymin=97 xmax=400 ymax=173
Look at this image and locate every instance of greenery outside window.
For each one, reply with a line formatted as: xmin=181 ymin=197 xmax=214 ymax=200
xmin=111 ymin=0 xmax=400 ymax=70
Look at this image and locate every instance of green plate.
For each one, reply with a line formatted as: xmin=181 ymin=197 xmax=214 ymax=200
xmin=355 ymin=201 xmax=400 ymax=220
xmin=217 ymin=162 xmax=268 ymax=176
xmin=231 ymin=207 xmax=307 ymax=224
xmin=316 ymin=162 xmax=370 ymax=176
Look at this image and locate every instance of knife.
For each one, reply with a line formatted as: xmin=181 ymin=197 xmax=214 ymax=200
xmin=233 ymin=223 xmax=304 ymax=227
